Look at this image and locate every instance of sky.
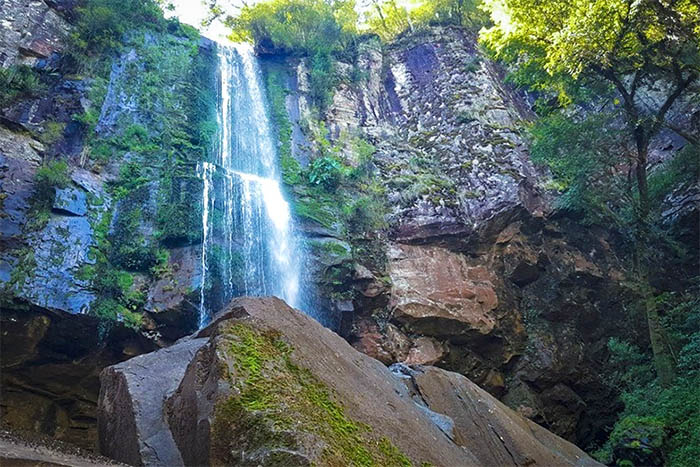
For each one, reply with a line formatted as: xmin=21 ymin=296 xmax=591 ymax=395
xmin=164 ymin=0 xmax=237 ymax=40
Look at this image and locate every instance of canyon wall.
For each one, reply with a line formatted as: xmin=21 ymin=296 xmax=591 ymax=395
xmin=261 ymin=26 xmax=698 ymax=447
xmin=1 ymin=2 xmax=697 ymax=453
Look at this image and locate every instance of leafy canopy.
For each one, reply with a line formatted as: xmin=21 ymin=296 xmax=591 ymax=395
xmin=364 ymin=0 xmax=487 ymax=41
xmin=70 ymin=0 xmax=165 ymax=57
xmin=481 ymin=0 xmax=700 ymax=106
xmin=226 ymin=0 xmax=358 ymax=54
xmin=226 ymin=0 xmax=358 ymax=110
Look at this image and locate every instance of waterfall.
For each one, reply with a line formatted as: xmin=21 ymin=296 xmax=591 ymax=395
xmin=197 ymin=43 xmax=307 ymax=327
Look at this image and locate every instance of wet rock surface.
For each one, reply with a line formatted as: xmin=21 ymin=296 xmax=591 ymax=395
xmin=98 ymin=296 xmax=600 ymax=466
xmin=0 ymin=307 xmax=156 ymax=451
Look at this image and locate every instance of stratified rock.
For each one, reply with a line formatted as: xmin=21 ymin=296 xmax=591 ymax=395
xmin=0 ymin=128 xmax=43 ymax=248
xmin=98 ymin=296 xmax=601 ymax=467
xmin=388 ymin=242 xmax=499 ymax=337
xmin=0 ymin=0 xmax=70 ymax=67
xmin=395 ymin=364 xmax=600 ymax=466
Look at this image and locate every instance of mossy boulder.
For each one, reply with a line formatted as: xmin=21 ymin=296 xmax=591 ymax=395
xmin=98 ymin=296 xmax=601 ymax=466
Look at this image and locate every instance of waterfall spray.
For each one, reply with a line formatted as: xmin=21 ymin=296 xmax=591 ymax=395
xmin=197 ymin=43 xmax=309 ymax=327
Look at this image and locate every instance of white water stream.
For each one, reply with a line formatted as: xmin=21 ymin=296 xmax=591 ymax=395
xmin=197 ymin=43 xmax=306 ymax=327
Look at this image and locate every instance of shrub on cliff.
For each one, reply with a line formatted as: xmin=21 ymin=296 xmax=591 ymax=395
xmin=364 ymin=0 xmax=487 ymax=41
xmin=0 ymin=65 xmax=46 ymax=107
xmin=35 ymin=160 xmax=70 ymax=203
xmin=226 ymin=0 xmax=357 ymax=110
xmin=594 ymin=289 xmax=700 ymax=466
xmin=69 ymin=0 xmax=165 ymax=58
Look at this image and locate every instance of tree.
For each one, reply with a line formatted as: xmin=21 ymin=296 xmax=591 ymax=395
xmin=481 ymin=0 xmax=700 ymax=386
xmin=225 ymin=0 xmax=358 ymax=109
xmin=362 ymin=0 xmax=487 ymax=40
xmin=363 ymin=0 xmax=412 ymax=41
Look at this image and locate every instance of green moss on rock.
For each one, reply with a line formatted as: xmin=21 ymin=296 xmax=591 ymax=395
xmin=211 ymin=322 xmax=413 ymax=466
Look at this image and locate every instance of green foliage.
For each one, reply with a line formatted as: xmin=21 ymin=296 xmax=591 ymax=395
xmin=294 ymin=195 xmax=341 ymax=229
xmin=38 ymin=122 xmax=67 ymax=146
xmin=3 ymin=248 xmax=37 ymax=294
xmin=309 ymin=51 xmax=337 ymax=110
xmin=308 ymin=156 xmax=344 ymax=190
xmin=35 ymin=160 xmax=70 ymax=202
xmin=228 ymin=0 xmax=357 ymax=54
xmin=29 ymin=160 xmax=71 ymax=230
xmin=365 ymin=0 xmax=487 ymax=41
xmin=91 ymin=298 xmax=143 ymax=330
xmin=597 ymin=288 xmax=700 ymax=466
xmin=480 ymin=0 xmax=700 ymax=107
xmin=228 ymin=0 xmax=357 ymax=110
xmin=0 ymin=65 xmax=46 ymax=107
xmin=529 ymin=112 xmax=631 ymax=225
xmin=67 ymin=0 xmax=166 ymax=65
xmin=265 ymin=68 xmax=303 ymax=185
xmin=364 ymin=0 xmax=410 ymax=41
xmin=109 ymin=207 xmax=158 ymax=271
xmin=343 ymin=195 xmax=387 ymax=234
xmin=85 ymin=209 xmax=147 ymax=328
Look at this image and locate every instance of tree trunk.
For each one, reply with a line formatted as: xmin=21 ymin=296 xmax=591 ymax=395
xmin=641 ymin=279 xmax=676 ymax=387
xmin=634 ymin=129 xmax=676 ymax=386
xmin=634 ymin=128 xmax=650 ymax=222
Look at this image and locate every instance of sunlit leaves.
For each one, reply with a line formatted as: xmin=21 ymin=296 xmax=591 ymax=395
xmin=226 ymin=0 xmax=357 ymax=54
xmin=480 ymin=0 xmax=700 ymax=106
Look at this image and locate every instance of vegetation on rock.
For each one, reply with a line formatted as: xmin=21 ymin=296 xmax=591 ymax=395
xmin=482 ymin=0 xmax=699 ymax=463
xmin=0 ymin=65 xmax=46 ymax=107
xmin=212 ymin=322 xmax=413 ymax=466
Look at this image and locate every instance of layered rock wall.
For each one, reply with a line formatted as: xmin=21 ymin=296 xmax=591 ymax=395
xmin=265 ymin=25 xmax=698 ymax=447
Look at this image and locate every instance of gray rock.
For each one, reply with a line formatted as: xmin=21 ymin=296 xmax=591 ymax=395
xmin=98 ymin=338 xmax=208 ymax=467
xmin=0 ymin=0 xmax=70 ymax=67
xmin=53 ymin=187 xmax=88 ymax=216
xmin=19 ymin=215 xmax=95 ymax=314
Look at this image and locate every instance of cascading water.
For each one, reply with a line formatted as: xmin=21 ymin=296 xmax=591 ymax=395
xmin=197 ymin=43 xmax=309 ymax=328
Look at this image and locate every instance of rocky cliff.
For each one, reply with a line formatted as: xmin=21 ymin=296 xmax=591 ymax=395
xmin=1 ymin=0 xmax=217 ymax=449
xmin=259 ymin=25 xmax=699 ymax=448
xmin=1 ymin=1 xmax=697 ymax=460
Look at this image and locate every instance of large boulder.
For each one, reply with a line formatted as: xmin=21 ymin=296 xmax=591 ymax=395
xmin=98 ymin=296 xmax=600 ymax=466
xmin=393 ymin=364 xmax=598 ymax=467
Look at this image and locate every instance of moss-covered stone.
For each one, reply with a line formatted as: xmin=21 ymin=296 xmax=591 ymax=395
xmin=211 ymin=322 xmax=412 ymax=467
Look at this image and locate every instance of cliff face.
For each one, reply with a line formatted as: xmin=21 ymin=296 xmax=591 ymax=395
xmin=262 ymin=26 xmax=698 ymax=447
xmin=0 ymin=4 xmax=696 ymax=455
xmin=1 ymin=1 xmax=217 ymax=448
